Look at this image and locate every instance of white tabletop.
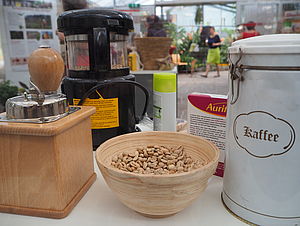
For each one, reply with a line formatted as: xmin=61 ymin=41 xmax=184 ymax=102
xmin=0 ymin=155 xmax=246 ymax=226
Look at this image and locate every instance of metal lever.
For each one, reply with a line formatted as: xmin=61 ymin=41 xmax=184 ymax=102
xmin=229 ymin=48 xmax=243 ymax=105
xmin=29 ymin=80 xmax=45 ymax=106
xmin=228 ymin=48 xmax=300 ymax=104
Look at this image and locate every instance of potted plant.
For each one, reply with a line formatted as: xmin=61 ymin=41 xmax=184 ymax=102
xmin=0 ymin=81 xmax=18 ymax=112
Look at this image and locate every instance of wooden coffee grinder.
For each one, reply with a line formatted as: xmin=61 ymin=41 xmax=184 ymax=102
xmin=0 ymin=46 xmax=96 ymax=218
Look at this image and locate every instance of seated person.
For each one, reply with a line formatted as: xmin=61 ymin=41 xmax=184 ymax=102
xmin=239 ymin=21 xmax=260 ymax=39
xmin=146 ymin=15 xmax=166 ymax=37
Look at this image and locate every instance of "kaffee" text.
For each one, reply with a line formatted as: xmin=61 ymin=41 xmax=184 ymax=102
xmin=243 ymin=126 xmax=279 ymax=142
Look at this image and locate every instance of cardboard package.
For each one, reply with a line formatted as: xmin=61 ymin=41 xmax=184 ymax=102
xmin=188 ymin=93 xmax=227 ymax=177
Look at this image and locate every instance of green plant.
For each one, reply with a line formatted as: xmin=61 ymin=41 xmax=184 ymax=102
xmin=177 ymin=37 xmax=192 ymax=61
xmin=218 ymin=28 xmax=234 ymax=64
xmin=165 ymin=23 xmax=211 ymax=71
xmin=0 ymin=81 xmax=18 ymax=106
xmin=220 ymin=43 xmax=229 ymax=64
xmin=164 ymin=22 xmax=187 ymax=47
xmin=221 ymin=28 xmax=235 ymax=44
xmin=194 ymin=6 xmax=203 ymax=25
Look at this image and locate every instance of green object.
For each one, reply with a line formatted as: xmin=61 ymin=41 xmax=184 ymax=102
xmin=164 ymin=22 xmax=187 ymax=47
xmin=220 ymin=44 xmax=229 ymax=64
xmin=283 ymin=21 xmax=292 ymax=27
xmin=207 ymin=48 xmax=220 ymax=64
xmin=153 ymin=73 xmax=176 ymax=93
xmin=194 ymin=6 xmax=203 ymax=25
xmin=153 ymin=105 xmax=161 ymax=118
xmin=128 ymin=3 xmax=140 ymax=8
xmin=0 ymin=80 xmax=18 ymax=107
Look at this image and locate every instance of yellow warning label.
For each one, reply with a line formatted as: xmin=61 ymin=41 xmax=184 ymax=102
xmin=73 ymin=98 xmax=119 ymax=129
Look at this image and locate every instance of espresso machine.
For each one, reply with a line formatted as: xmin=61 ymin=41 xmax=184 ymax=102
xmin=57 ymin=9 xmax=149 ymax=148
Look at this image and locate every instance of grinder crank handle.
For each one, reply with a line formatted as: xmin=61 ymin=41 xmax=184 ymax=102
xmin=28 ymin=46 xmax=65 ymax=93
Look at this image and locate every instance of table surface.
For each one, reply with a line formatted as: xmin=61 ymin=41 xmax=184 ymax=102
xmin=0 ymin=154 xmax=246 ymax=226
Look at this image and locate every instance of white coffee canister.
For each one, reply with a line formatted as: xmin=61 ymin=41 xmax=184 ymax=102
xmin=222 ymin=34 xmax=300 ymax=226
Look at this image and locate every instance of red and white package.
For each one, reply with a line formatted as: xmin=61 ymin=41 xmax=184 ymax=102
xmin=187 ymin=93 xmax=227 ymax=177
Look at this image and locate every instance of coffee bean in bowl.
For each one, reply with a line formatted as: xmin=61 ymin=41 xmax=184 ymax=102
xmin=111 ymin=145 xmax=206 ymax=175
xmin=96 ymin=131 xmax=219 ymax=218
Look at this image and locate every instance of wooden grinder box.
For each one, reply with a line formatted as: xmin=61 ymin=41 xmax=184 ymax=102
xmin=0 ymin=106 xmax=96 ymax=218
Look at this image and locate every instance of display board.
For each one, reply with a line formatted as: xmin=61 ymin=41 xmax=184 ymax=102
xmin=0 ymin=0 xmax=60 ymax=86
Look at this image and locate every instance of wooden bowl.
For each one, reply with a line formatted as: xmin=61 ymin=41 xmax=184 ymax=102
xmin=95 ymin=131 xmax=219 ymax=218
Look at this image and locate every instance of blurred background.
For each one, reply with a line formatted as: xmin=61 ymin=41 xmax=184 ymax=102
xmin=0 ymin=0 xmax=299 ymax=115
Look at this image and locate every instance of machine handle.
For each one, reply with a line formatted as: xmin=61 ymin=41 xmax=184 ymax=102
xmin=93 ymin=27 xmax=109 ymax=71
xmin=77 ymin=80 xmax=149 ymax=124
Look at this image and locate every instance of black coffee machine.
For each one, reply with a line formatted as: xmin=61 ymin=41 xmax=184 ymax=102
xmin=57 ymin=9 xmax=149 ymax=148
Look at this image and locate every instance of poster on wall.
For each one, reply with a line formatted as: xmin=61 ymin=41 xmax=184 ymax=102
xmin=2 ymin=0 xmax=59 ymax=72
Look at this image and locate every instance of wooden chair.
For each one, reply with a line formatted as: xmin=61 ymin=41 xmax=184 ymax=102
xmin=171 ymin=54 xmax=188 ymax=73
xmin=171 ymin=54 xmax=188 ymax=66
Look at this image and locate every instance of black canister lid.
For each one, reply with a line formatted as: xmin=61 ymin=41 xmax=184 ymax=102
xmin=57 ymin=9 xmax=134 ymax=35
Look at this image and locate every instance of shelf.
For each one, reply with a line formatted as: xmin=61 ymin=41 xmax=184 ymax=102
xmin=283 ymin=16 xmax=300 ymax=20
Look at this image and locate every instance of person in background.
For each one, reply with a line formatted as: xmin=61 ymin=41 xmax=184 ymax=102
xmin=56 ymin=0 xmax=88 ymax=44
xmin=190 ymin=26 xmax=211 ymax=74
xmin=239 ymin=21 xmax=260 ymax=39
xmin=233 ymin=24 xmax=245 ymax=41
xmin=56 ymin=0 xmax=88 ymax=75
xmin=62 ymin=0 xmax=87 ymax=11
xmin=146 ymin=15 xmax=166 ymax=37
xmin=201 ymin=26 xmax=221 ymax=78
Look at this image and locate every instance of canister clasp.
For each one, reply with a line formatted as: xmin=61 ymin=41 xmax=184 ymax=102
xmin=229 ymin=48 xmax=300 ymax=105
xmin=229 ymin=48 xmax=244 ymax=105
